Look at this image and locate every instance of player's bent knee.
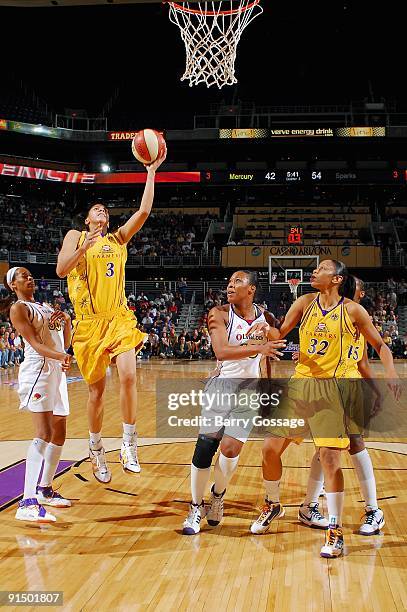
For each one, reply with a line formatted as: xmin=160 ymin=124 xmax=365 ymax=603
xmin=120 ymin=374 xmax=136 ymax=387
xmin=192 ymin=435 xmax=220 ymax=469
xmin=349 ymin=435 xmax=365 ymax=454
xmin=220 ymin=436 xmax=243 ymax=458
xmin=319 ymin=447 xmax=341 ymax=471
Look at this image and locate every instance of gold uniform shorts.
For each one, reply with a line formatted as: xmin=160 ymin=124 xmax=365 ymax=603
xmin=288 ymin=375 xmax=350 ymax=449
xmin=72 ymin=307 xmax=147 ymax=384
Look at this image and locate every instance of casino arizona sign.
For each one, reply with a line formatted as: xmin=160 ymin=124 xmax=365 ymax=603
xmin=269 ymin=246 xmax=332 ymax=256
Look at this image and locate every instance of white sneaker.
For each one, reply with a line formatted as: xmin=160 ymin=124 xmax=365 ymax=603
xmin=359 ymin=508 xmax=385 ymax=535
xmin=89 ymin=446 xmax=112 ymax=483
xmin=36 ymin=486 xmax=71 ymax=508
xmin=120 ymin=442 xmax=141 ymax=473
xmin=206 ymin=484 xmax=225 ymax=527
xmin=320 ymin=523 xmax=344 ymax=558
xmin=182 ymin=502 xmax=206 ymax=535
xmin=298 ymin=503 xmax=329 ymax=529
xmin=250 ymin=499 xmax=285 ymax=535
xmin=15 ymin=498 xmax=56 ymax=523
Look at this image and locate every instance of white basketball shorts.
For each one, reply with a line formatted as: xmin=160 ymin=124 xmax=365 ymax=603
xmin=18 ymin=358 xmax=70 ymax=416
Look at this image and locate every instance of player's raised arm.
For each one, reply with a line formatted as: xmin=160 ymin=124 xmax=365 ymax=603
xmin=56 ymin=228 xmax=101 ymax=278
xmin=116 ymin=148 xmax=167 ymax=244
xmin=208 ymin=307 xmax=286 ymax=362
xmin=278 ymin=293 xmax=314 ymax=339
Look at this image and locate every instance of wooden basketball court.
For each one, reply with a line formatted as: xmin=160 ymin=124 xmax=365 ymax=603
xmin=1 ymin=360 xmax=407 ymax=611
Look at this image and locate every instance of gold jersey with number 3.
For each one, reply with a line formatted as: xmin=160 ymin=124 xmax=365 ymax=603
xmin=67 ymin=231 xmax=127 ymax=316
xmin=66 ymin=230 xmax=146 ymax=385
xmin=295 ymin=293 xmax=363 ymax=379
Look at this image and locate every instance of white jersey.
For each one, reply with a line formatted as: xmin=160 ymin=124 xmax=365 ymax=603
xmin=216 ymin=304 xmax=266 ymax=379
xmin=16 ymin=301 xmax=64 ymax=362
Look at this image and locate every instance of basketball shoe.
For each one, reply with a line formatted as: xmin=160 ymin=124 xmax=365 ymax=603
xmin=89 ymin=446 xmax=112 ymax=483
xmin=182 ymin=502 xmax=207 ymax=535
xmin=206 ymin=484 xmax=225 ymax=527
xmin=320 ymin=522 xmax=344 ymax=558
xmin=250 ymin=499 xmax=285 ymax=535
xmin=120 ymin=440 xmax=141 ymax=473
xmin=298 ymin=503 xmax=329 ymax=529
xmin=36 ymin=485 xmax=71 ymax=508
xmin=358 ymin=508 xmax=385 ymax=535
xmin=15 ymin=498 xmax=56 ymax=523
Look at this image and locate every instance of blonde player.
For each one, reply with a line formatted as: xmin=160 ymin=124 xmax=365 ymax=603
xmin=56 ymin=149 xmax=166 ymax=483
xmin=0 ymin=267 xmax=72 ymax=522
xmin=182 ymin=270 xmax=285 ymax=535
xmin=249 ymin=260 xmax=400 ymax=558
xmin=299 ymin=277 xmax=386 ymax=535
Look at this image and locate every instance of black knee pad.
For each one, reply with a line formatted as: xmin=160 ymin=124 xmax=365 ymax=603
xmin=192 ymin=435 xmax=220 ymax=469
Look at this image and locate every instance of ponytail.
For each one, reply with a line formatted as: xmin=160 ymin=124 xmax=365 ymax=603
xmin=0 ymin=276 xmax=17 ymax=314
xmin=330 ymin=260 xmax=356 ymax=299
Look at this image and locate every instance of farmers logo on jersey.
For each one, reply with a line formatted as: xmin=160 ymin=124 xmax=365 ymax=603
xmin=330 ymin=313 xmax=339 ymax=321
xmin=102 ymin=245 xmax=113 ymax=252
xmin=315 ymin=323 xmax=328 ymax=333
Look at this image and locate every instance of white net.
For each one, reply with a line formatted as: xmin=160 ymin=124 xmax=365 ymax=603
xmin=288 ymin=279 xmax=300 ymax=301
xmin=167 ymin=1 xmax=263 ymax=88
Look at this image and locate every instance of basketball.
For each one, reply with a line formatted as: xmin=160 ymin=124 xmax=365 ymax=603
xmin=131 ymin=129 xmax=166 ymax=165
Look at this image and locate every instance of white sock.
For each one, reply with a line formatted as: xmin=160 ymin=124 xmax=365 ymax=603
xmin=303 ymin=450 xmax=324 ymax=506
xmin=40 ymin=443 xmax=63 ymax=487
xmin=123 ymin=423 xmax=136 ymax=445
xmin=213 ymin=453 xmax=239 ymax=495
xmin=350 ymin=449 xmax=378 ymax=510
xmin=89 ymin=431 xmax=102 ymax=449
xmin=326 ymin=492 xmax=345 ymax=527
xmin=264 ymin=479 xmax=280 ymax=503
xmin=24 ymin=438 xmax=48 ymax=499
xmin=191 ymin=464 xmax=211 ymax=505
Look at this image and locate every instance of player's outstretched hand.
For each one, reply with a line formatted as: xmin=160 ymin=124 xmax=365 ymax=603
xmin=83 ymin=223 xmax=103 ymax=251
xmin=247 ymin=321 xmax=270 ymax=337
xmin=60 ymin=354 xmax=72 ymax=372
xmin=292 ymin=351 xmax=299 ymax=363
xmin=387 ymin=379 xmax=402 ymax=401
xmin=49 ymin=310 xmax=71 ymax=327
xmin=145 ymin=144 xmax=167 ymax=174
xmin=259 ymin=339 xmax=287 ymax=361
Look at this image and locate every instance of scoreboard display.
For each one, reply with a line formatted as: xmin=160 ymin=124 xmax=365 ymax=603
xmin=202 ymin=169 xmax=405 ymax=185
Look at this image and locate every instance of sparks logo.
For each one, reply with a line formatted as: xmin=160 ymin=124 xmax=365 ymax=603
xmin=330 ymin=313 xmax=339 ymax=321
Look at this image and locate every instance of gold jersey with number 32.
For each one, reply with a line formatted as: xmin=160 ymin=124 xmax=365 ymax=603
xmin=295 ymin=294 xmax=363 ymax=379
xmin=67 ymin=231 xmax=127 ymax=317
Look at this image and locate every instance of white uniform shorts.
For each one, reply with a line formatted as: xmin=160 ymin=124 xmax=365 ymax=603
xmin=199 ymin=377 xmax=257 ymax=442
xmin=18 ymin=358 xmax=70 ymax=417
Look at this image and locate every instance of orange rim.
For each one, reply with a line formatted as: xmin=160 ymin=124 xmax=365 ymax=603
xmin=166 ymin=0 xmax=261 ymax=16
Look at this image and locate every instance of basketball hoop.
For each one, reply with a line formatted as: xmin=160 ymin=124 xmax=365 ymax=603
xmin=288 ymin=278 xmax=300 ymax=301
xmin=166 ymin=1 xmax=263 ymax=88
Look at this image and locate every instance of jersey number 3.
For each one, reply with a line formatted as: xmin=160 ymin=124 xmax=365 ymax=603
xmin=106 ymin=262 xmax=115 ymax=277
xmin=307 ymin=338 xmax=329 ymax=355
